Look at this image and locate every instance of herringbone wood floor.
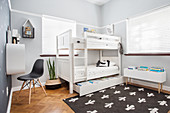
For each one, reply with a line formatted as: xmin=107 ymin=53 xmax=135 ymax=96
xmin=11 ymin=83 xmax=170 ymax=113
xmin=11 ymin=86 xmax=77 ymax=113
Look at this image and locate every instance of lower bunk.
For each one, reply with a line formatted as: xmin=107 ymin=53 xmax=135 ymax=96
xmin=57 ymin=57 xmax=122 ymax=95
xmin=74 ymin=75 xmax=124 ymax=96
xmin=74 ymin=65 xmax=119 ymax=82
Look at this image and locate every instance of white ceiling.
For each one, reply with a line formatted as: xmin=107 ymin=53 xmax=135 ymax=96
xmin=85 ymin=0 xmax=111 ymax=6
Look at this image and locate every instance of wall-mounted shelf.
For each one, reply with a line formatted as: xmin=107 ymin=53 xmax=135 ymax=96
xmin=22 ymin=19 xmax=34 ymax=39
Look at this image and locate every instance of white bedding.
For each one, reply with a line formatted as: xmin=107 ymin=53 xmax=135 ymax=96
xmin=73 ymin=38 xmax=118 ymax=44
xmin=73 ymin=38 xmax=118 ymax=49
xmin=87 ymin=38 xmax=118 ymax=44
xmin=74 ymin=65 xmax=119 ymax=82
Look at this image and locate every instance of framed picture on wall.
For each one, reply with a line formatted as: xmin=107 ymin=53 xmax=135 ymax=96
xmin=22 ymin=19 xmax=35 ymax=38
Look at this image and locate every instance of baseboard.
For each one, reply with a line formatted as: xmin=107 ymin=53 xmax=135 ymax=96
xmin=12 ymin=82 xmax=46 ymax=92
xmin=6 ymin=88 xmax=13 ymax=113
xmin=131 ymin=79 xmax=170 ymax=91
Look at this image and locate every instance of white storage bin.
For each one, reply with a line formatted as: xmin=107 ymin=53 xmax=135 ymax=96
xmin=124 ymin=68 xmax=166 ymax=83
xmin=73 ymin=76 xmax=124 ymax=96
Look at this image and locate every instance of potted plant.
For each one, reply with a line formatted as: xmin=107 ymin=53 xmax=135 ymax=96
xmin=47 ymin=59 xmax=56 ymax=80
xmin=45 ymin=58 xmax=61 ymax=89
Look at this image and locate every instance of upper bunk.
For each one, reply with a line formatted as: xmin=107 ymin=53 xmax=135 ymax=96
xmin=57 ymin=30 xmax=121 ymax=50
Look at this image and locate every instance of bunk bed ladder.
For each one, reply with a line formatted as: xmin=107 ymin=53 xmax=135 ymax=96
xmin=56 ymin=36 xmax=59 ymax=79
xmin=69 ymin=30 xmax=74 ymax=94
xmin=118 ymin=37 xmax=122 ymax=76
xmin=84 ymin=32 xmax=88 ymax=81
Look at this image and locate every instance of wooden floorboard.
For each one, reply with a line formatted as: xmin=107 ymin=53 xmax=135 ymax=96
xmin=11 ymin=83 xmax=170 ymax=113
xmin=11 ymin=86 xmax=77 ymax=113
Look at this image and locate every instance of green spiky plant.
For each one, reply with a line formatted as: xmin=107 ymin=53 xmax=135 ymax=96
xmin=47 ymin=58 xmax=56 ymax=80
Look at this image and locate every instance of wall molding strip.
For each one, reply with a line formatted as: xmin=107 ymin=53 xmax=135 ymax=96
xmin=10 ymin=8 xmax=129 ymax=29
xmin=6 ymin=88 xmax=13 ymax=113
xmin=11 ymin=9 xmax=102 ymax=28
xmin=11 ymin=9 xmax=42 ymax=17
xmin=42 ymin=15 xmax=76 ymax=23
xmin=102 ymin=4 xmax=170 ymax=27
xmin=8 ymin=0 xmax=11 ymax=11
xmin=128 ymin=4 xmax=170 ymax=20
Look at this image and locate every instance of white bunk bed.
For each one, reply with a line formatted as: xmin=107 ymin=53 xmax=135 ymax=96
xmin=56 ymin=30 xmax=124 ymax=96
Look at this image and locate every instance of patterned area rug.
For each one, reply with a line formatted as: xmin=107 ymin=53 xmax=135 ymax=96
xmin=63 ymin=84 xmax=170 ymax=113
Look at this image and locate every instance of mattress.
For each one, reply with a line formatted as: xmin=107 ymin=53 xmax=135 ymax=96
xmin=73 ymin=38 xmax=119 ymax=49
xmin=74 ymin=65 xmax=119 ymax=82
xmin=87 ymin=38 xmax=118 ymax=44
xmin=73 ymin=37 xmax=118 ymax=44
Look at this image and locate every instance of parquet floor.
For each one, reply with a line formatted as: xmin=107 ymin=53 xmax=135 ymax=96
xmin=11 ymin=86 xmax=77 ymax=113
xmin=11 ymin=83 xmax=170 ymax=113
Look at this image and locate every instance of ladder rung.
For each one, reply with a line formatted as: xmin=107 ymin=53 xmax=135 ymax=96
xmin=74 ymin=57 xmax=86 ymax=59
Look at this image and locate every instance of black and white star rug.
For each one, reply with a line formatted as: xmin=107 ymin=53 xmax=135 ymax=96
xmin=63 ymin=84 xmax=170 ymax=113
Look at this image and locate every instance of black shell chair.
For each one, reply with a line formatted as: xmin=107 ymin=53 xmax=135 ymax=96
xmin=17 ymin=59 xmax=47 ymax=104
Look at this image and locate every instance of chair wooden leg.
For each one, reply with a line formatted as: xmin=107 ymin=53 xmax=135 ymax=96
xmin=33 ymin=80 xmax=35 ymax=93
xmin=29 ymin=80 xmax=32 ymax=104
xmin=17 ymin=81 xmax=26 ymax=100
xmin=38 ymin=79 xmax=47 ymax=96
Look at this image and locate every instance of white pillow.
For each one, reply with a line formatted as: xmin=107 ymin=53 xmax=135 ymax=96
xmin=110 ymin=62 xmax=116 ymax=66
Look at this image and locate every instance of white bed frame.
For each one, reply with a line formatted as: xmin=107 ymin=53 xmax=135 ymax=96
xmin=56 ymin=30 xmax=124 ymax=96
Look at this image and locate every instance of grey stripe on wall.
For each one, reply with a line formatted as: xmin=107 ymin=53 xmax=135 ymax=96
xmin=0 ymin=0 xmax=11 ymax=113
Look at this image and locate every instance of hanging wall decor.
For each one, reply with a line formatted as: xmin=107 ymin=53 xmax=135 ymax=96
xmin=106 ymin=24 xmax=114 ymax=35
xmin=22 ymin=19 xmax=34 ymax=38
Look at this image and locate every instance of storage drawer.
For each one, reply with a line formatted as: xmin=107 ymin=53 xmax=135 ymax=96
xmin=73 ymin=76 xmax=124 ymax=96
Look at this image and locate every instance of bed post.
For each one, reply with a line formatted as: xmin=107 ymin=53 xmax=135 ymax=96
xmin=56 ymin=36 xmax=59 ymax=78
xmin=69 ymin=30 xmax=74 ymax=94
xmin=118 ymin=37 xmax=122 ymax=76
xmin=99 ymin=50 xmax=102 ymax=61
xmin=84 ymin=32 xmax=88 ymax=81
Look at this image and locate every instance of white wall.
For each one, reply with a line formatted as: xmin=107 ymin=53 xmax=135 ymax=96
xmin=11 ymin=12 xmax=47 ymax=88
xmin=101 ymin=0 xmax=170 ymax=26
xmin=101 ymin=0 xmax=170 ymax=87
xmin=10 ymin=0 xmax=102 ymax=26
